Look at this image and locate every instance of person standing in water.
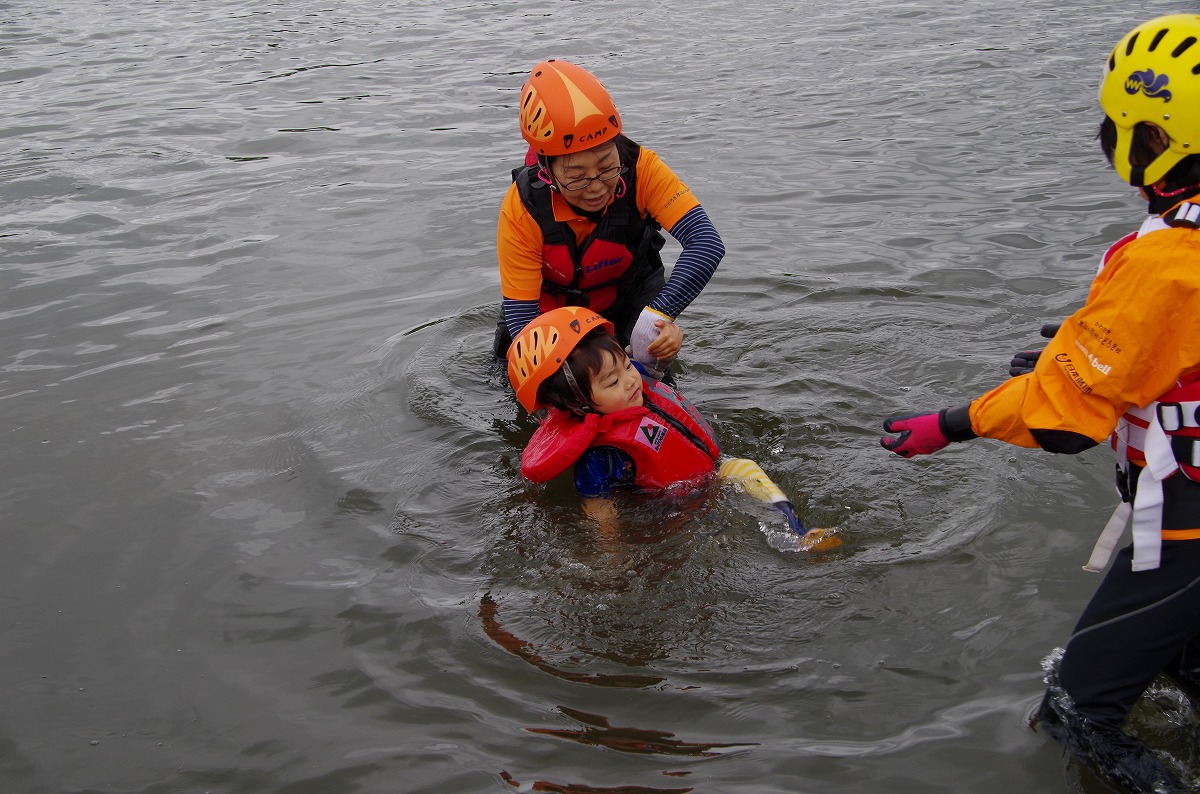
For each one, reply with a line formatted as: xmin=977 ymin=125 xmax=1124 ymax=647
xmin=494 ymin=59 xmax=725 ymax=378
xmin=880 ymin=14 xmax=1200 ymax=793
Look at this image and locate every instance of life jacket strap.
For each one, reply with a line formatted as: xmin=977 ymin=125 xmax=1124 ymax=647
xmin=1084 ymin=501 xmax=1132 ymax=572
xmin=1164 ymin=201 xmax=1200 ymax=229
xmin=1157 ymin=399 xmax=1200 ymax=431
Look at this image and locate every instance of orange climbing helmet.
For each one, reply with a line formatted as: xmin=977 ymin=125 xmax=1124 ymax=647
xmin=506 ymin=306 xmax=614 ymax=413
xmin=518 ymin=59 xmax=622 ymax=157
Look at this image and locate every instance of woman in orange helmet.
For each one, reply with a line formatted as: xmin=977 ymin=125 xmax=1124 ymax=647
xmin=881 ymin=15 xmax=1200 ymax=793
xmin=494 ymin=60 xmax=725 ymax=379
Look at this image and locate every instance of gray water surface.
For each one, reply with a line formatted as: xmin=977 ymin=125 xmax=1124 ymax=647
xmin=3 ymin=1 xmax=1194 ymax=792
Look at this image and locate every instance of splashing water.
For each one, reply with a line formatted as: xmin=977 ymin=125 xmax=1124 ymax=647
xmin=1037 ymin=650 xmax=1198 ymax=793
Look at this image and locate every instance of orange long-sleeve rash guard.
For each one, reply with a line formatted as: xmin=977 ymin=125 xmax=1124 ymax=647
xmin=969 ymin=225 xmax=1200 ymax=450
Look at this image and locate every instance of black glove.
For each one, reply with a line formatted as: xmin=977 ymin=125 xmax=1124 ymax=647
xmin=1008 ymin=322 xmax=1062 ymax=377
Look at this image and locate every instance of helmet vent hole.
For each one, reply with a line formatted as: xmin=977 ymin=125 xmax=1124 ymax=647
xmin=1192 ymin=62 xmax=1200 ymax=75
xmin=1108 ymin=53 xmax=1116 ymax=71
xmin=1172 ymin=36 xmax=1197 ymax=58
xmin=1127 ymin=32 xmax=1140 ymax=56
xmin=1149 ymin=29 xmax=1169 ymax=51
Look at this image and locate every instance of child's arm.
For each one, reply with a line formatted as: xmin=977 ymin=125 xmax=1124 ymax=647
xmin=718 ymin=458 xmax=841 ymax=550
xmin=582 ymin=497 xmax=621 ymax=545
xmin=575 ymin=447 xmax=634 ymax=544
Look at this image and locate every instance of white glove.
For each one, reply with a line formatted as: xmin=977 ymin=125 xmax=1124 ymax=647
xmin=628 ymin=306 xmax=674 ymax=377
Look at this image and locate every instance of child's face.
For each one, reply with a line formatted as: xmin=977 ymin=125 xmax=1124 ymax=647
xmin=587 ymin=349 xmax=643 ymax=414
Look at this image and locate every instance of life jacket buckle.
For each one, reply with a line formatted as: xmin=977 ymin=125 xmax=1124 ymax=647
xmin=1114 ymin=463 xmax=1131 ymax=502
xmin=1158 ymin=402 xmax=1184 ymax=432
xmin=1166 ymin=202 xmax=1200 ymax=229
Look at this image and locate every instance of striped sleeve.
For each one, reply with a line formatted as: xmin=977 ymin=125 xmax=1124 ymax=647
xmin=649 ymin=205 xmax=724 ymax=319
xmin=502 ymin=298 xmax=541 ymax=340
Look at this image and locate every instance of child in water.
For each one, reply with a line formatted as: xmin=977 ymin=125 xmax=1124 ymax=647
xmin=507 ymin=305 xmax=837 ymax=550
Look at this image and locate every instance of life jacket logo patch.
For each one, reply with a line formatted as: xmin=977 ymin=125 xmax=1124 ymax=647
xmin=636 ymin=419 xmax=668 ymax=451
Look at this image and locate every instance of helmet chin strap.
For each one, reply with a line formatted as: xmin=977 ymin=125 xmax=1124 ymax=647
xmin=1151 ymin=180 xmax=1200 ymax=199
xmin=561 ymin=361 xmax=592 ymax=415
xmin=536 ymin=156 xmax=559 ymax=192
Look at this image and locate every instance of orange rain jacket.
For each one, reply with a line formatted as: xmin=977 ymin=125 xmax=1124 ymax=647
xmin=970 ymin=215 xmax=1200 ymax=452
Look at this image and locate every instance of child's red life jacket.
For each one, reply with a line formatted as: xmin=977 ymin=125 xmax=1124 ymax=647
xmin=521 ymin=376 xmax=720 ymax=490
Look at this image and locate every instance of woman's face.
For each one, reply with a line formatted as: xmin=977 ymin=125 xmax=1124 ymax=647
xmin=550 ymin=142 xmax=621 ymax=214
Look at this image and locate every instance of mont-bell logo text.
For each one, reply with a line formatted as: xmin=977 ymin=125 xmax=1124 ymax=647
xmin=636 ymin=419 xmax=668 ymax=452
xmin=1126 ymin=69 xmax=1172 ymax=101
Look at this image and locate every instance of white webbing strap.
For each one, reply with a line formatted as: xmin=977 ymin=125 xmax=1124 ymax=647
xmin=1131 ymin=410 xmax=1179 ymax=571
xmin=1085 ymin=402 xmax=1178 ymax=573
xmin=1129 ymin=470 xmax=1165 ymax=571
xmin=1083 ymin=501 xmax=1131 ymax=572
xmin=1084 ymin=413 xmax=1137 ymax=572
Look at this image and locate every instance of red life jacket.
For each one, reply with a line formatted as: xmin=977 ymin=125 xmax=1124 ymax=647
xmin=512 ymin=138 xmax=665 ymax=313
xmin=1115 ymin=371 xmax=1200 ymax=479
xmin=521 ymin=375 xmax=720 ymax=490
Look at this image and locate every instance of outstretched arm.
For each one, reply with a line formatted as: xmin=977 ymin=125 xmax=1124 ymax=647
xmin=718 ymin=458 xmax=841 ymax=550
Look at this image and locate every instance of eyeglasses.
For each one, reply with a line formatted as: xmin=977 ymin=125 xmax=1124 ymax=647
xmin=557 ymin=164 xmax=627 ymax=192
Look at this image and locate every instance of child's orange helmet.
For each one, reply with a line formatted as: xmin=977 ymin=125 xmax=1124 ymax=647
xmin=519 ymin=60 xmax=622 ymax=157
xmin=507 ymin=307 xmax=614 ymax=413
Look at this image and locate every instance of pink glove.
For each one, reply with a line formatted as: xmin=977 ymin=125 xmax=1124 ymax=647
xmin=881 ymin=406 xmax=976 ymax=458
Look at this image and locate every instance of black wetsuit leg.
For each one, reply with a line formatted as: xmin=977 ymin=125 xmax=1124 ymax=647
xmin=1164 ymin=633 xmax=1200 ymax=705
xmin=1057 ymin=540 xmax=1200 ymax=731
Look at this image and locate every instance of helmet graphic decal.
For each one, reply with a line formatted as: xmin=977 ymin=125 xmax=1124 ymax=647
xmin=1126 ymin=69 xmax=1173 ymax=101
xmin=557 ymin=69 xmax=605 ymax=125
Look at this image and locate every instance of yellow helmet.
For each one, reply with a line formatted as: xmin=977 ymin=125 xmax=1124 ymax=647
xmin=1100 ymin=14 xmax=1200 ymax=186
xmin=518 ymin=60 xmax=622 ymax=157
xmin=506 ymin=307 xmax=614 ymax=413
